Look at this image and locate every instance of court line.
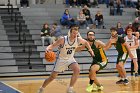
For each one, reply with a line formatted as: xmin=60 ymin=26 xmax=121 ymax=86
xmin=1 ymin=81 xmax=24 ymax=93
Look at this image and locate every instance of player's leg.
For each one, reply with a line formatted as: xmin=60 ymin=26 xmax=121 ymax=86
xmin=89 ymin=65 xmax=100 ymax=86
xmin=116 ymin=54 xmax=128 ymax=84
xmin=38 ymin=71 xmax=58 ymax=93
xmin=132 ymin=50 xmax=138 ymax=76
xmin=87 ymin=64 xmax=101 ymax=92
xmin=68 ymin=62 xmax=80 ymax=93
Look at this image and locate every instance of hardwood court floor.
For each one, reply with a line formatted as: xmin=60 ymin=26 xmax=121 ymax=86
xmin=0 ymin=74 xmax=140 ymax=93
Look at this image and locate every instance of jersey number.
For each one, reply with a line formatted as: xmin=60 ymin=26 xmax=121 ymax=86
xmin=129 ymin=43 xmax=131 ymax=46
xmin=67 ymin=50 xmax=72 ymax=54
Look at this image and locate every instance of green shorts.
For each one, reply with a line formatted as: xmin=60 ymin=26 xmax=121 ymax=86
xmin=90 ymin=59 xmax=108 ymax=70
xmin=117 ymin=53 xmax=128 ymax=64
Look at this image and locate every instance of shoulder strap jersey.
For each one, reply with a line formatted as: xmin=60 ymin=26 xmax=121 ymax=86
xmin=58 ymin=36 xmax=78 ymax=60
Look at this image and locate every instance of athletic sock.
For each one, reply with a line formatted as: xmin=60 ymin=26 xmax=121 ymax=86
xmin=89 ymin=79 xmax=94 ymax=85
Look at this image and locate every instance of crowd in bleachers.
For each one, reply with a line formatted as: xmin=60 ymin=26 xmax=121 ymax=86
xmin=40 ymin=0 xmax=140 ymax=46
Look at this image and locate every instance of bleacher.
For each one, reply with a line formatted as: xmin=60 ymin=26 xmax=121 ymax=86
xmin=0 ymin=3 xmax=135 ymax=76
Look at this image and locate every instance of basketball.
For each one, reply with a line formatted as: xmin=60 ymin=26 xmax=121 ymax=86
xmin=45 ymin=51 xmax=56 ymax=62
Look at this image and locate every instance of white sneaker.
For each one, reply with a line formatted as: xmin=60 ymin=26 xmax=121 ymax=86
xmin=67 ymin=87 xmax=75 ymax=93
xmin=20 ymin=7 xmax=23 ymax=8
xmin=70 ymin=6 xmax=72 ymax=8
xmin=86 ymin=27 xmax=90 ymax=29
xmin=38 ymin=88 xmax=44 ymax=93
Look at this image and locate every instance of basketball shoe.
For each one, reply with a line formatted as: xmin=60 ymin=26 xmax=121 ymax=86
xmin=38 ymin=87 xmax=44 ymax=93
xmin=86 ymin=84 xmax=93 ymax=92
xmin=67 ymin=87 xmax=75 ymax=93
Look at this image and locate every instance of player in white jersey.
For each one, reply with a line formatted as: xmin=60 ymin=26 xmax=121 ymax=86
xmin=124 ymin=28 xmax=139 ymax=77
xmin=38 ymin=25 xmax=94 ymax=93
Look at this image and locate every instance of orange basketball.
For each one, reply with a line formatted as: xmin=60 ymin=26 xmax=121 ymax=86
xmin=45 ymin=51 xmax=56 ymax=62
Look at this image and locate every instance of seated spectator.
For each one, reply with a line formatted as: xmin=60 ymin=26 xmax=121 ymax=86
xmin=89 ymin=0 xmax=98 ymax=7
xmin=109 ymin=0 xmax=115 ymax=15
xmin=135 ymin=1 xmax=140 ymax=17
xmin=76 ymin=10 xmax=89 ymax=29
xmin=94 ymin=11 xmax=105 ymax=29
xmin=81 ymin=0 xmax=89 ymax=6
xmin=105 ymin=0 xmax=110 ymax=8
xmin=125 ymin=0 xmax=136 ymax=8
xmin=116 ymin=22 xmax=125 ymax=36
xmin=41 ymin=23 xmax=53 ymax=46
xmin=50 ymin=23 xmax=63 ymax=41
xmin=60 ymin=9 xmax=75 ymax=28
xmin=69 ymin=0 xmax=78 ymax=8
xmin=20 ymin=0 xmax=29 ymax=8
xmin=132 ymin=17 xmax=140 ymax=31
xmin=114 ymin=0 xmax=123 ymax=15
xmin=82 ymin=5 xmax=93 ymax=24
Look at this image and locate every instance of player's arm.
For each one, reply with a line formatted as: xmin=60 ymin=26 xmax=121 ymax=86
xmin=104 ymin=39 xmax=112 ymax=50
xmin=95 ymin=40 xmax=106 ymax=48
xmin=130 ymin=37 xmax=139 ymax=49
xmin=78 ymin=38 xmax=95 ymax=57
xmin=46 ymin=37 xmax=64 ymax=52
xmin=123 ymin=42 xmax=134 ymax=59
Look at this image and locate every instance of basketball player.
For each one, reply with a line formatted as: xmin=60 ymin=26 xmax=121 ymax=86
xmin=84 ymin=31 xmax=108 ymax=92
xmin=124 ymin=28 xmax=139 ymax=77
xmin=38 ymin=25 xmax=94 ymax=93
xmin=106 ymin=27 xmax=134 ymax=85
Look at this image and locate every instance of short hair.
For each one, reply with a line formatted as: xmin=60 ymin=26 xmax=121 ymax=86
xmin=87 ymin=30 xmax=95 ymax=36
xmin=70 ymin=24 xmax=79 ymax=33
xmin=110 ymin=27 xmax=117 ymax=31
xmin=53 ymin=23 xmax=57 ymax=26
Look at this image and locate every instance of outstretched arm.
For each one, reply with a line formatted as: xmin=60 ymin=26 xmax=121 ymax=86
xmin=104 ymin=39 xmax=113 ymax=51
xmin=77 ymin=38 xmax=95 ymax=57
xmin=46 ymin=38 xmax=64 ymax=52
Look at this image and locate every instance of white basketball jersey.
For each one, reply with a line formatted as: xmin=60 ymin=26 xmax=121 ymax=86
xmin=125 ymin=35 xmax=136 ymax=50
xmin=58 ymin=36 xmax=78 ymax=60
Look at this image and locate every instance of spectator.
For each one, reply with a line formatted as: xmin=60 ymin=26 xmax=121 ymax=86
xmin=94 ymin=11 xmax=105 ymax=29
xmin=69 ymin=0 xmax=78 ymax=8
xmin=60 ymin=9 xmax=75 ymax=28
xmin=132 ymin=17 xmax=140 ymax=31
xmin=82 ymin=5 xmax=93 ymax=24
xmin=50 ymin=23 xmax=63 ymax=41
xmin=116 ymin=22 xmax=125 ymax=36
xmin=41 ymin=23 xmax=53 ymax=46
xmin=89 ymin=0 xmax=98 ymax=7
xmin=125 ymin=22 xmax=136 ymax=34
xmin=109 ymin=0 xmax=115 ymax=15
xmin=20 ymin=0 xmax=30 ymax=8
xmin=135 ymin=1 xmax=140 ymax=17
xmin=114 ymin=0 xmax=123 ymax=15
xmin=125 ymin=0 xmax=136 ymax=8
xmin=105 ymin=0 xmax=110 ymax=8
xmin=77 ymin=10 xmax=89 ymax=29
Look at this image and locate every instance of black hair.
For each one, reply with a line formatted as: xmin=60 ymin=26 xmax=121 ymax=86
xmin=87 ymin=30 xmax=95 ymax=36
xmin=110 ymin=27 xmax=117 ymax=31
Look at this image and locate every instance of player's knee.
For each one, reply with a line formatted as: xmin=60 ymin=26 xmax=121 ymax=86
xmin=116 ymin=64 xmax=121 ymax=69
xmin=90 ymin=68 xmax=97 ymax=73
xmin=50 ymin=74 xmax=57 ymax=80
xmin=73 ymin=67 xmax=80 ymax=74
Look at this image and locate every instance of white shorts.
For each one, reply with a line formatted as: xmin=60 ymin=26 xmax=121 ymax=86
xmin=53 ymin=57 xmax=77 ymax=72
xmin=130 ymin=50 xmax=137 ymax=59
